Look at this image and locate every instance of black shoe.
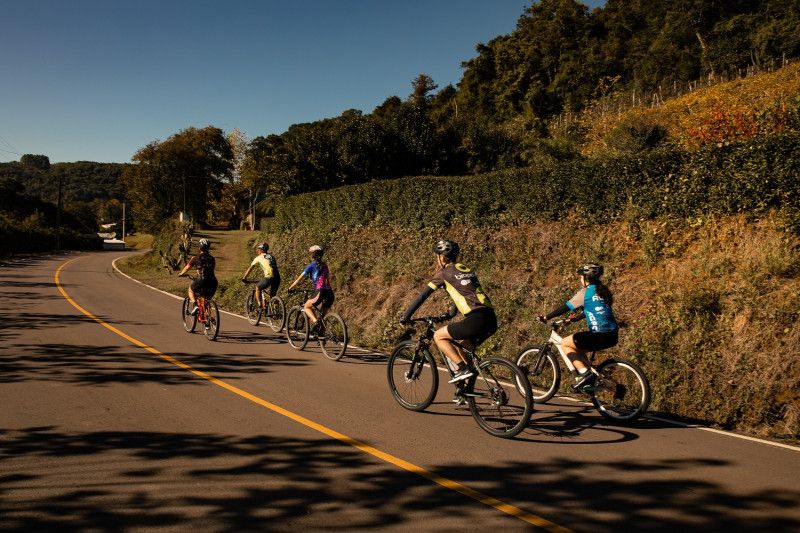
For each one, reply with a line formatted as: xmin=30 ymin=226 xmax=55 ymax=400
xmin=572 ymin=371 xmax=597 ymax=391
xmin=448 ymin=368 xmax=474 ymax=383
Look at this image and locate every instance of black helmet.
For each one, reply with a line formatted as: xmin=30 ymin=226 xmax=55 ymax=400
xmin=576 ymin=263 xmax=603 ymax=279
xmin=432 ymin=239 xmax=459 ymax=259
xmin=257 ymin=242 xmax=269 ymax=252
xmin=198 ymin=238 xmax=211 ymax=251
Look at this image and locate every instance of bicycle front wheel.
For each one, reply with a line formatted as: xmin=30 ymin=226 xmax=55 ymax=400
xmin=203 ymin=300 xmax=220 ymax=341
xmin=266 ymin=296 xmax=286 ymax=333
xmin=182 ymin=297 xmax=197 ymax=333
xmin=318 ymin=313 xmax=348 ymax=360
xmin=245 ymin=290 xmax=261 ymax=326
xmin=387 ymin=341 xmax=439 ymax=411
xmin=468 ymin=358 xmax=533 ymax=439
xmin=515 ymin=344 xmax=560 ymax=403
xmin=590 ymin=357 xmax=651 ymax=422
xmin=286 ymin=307 xmax=309 ymax=350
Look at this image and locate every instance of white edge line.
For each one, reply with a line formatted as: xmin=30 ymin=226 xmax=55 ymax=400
xmin=110 ymin=254 xmax=800 ymax=453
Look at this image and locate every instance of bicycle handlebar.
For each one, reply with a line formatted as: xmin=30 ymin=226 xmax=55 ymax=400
xmin=400 ymin=314 xmax=451 ymax=326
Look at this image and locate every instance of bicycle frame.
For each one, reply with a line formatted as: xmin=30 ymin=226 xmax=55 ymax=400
xmin=547 ymin=323 xmax=579 ymax=373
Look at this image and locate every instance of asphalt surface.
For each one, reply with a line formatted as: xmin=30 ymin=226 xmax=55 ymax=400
xmin=1 ymin=251 xmax=799 ymax=532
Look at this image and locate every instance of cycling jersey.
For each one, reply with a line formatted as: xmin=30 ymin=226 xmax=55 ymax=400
xmin=302 ymin=260 xmax=331 ymax=290
xmin=187 ymin=253 xmax=216 ymax=280
xmin=566 ymin=283 xmax=618 ymax=333
xmin=427 ymin=263 xmax=492 ymax=316
xmin=403 ymin=263 xmax=492 ymax=320
xmin=251 ymin=253 xmax=279 ymax=279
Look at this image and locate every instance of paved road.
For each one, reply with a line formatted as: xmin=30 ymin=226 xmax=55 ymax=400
xmin=2 ymin=252 xmax=799 ymax=532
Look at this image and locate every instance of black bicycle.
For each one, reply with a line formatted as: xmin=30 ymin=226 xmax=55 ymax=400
xmin=514 ymin=317 xmax=651 ymax=421
xmin=242 ymin=280 xmax=286 ymax=332
xmin=285 ymin=288 xmax=348 ymax=360
xmin=387 ymin=314 xmax=533 ymax=439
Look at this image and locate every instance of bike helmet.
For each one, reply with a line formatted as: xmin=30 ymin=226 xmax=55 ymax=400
xmin=308 ymin=244 xmax=323 ymax=258
xmin=432 ymin=239 xmax=459 ymax=260
xmin=198 ymin=238 xmax=211 ymax=251
xmin=257 ymin=242 xmax=269 ymax=252
xmin=576 ymin=263 xmax=603 ymax=279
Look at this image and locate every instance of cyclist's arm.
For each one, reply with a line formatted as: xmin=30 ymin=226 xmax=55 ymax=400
xmin=178 ymin=257 xmax=194 ymax=276
xmin=287 ymin=273 xmax=306 ymax=291
xmin=542 ymin=288 xmax=585 ymax=321
xmin=241 ymin=264 xmax=254 ymax=280
xmin=401 ymin=285 xmax=435 ymax=322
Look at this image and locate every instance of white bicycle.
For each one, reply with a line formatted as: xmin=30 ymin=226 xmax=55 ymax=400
xmin=514 ymin=317 xmax=651 ymax=421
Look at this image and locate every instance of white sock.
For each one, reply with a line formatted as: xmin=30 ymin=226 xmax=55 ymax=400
xmin=577 ymin=367 xmax=588 ymax=375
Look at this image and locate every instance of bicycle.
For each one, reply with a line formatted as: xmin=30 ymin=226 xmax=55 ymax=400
xmin=387 ymin=314 xmax=533 ymax=439
xmin=514 ymin=316 xmax=651 ymax=421
xmin=242 ymin=280 xmax=286 ymax=332
xmin=285 ymin=288 xmax=348 ymax=360
xmin=180 ymin=275 xmax=220 ymax=341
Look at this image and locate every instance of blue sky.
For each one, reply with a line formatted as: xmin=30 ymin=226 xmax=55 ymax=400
xmin=0 ymin=1 xmax=604 ymax=163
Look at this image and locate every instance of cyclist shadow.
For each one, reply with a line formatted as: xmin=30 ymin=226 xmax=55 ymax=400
xmin=519 ymin=405 xmax=641 ymax=444
xmin=339 ymin=350 xmax=388 ymax=365
xmin=215 ymin=329 xmax=286 ymax=344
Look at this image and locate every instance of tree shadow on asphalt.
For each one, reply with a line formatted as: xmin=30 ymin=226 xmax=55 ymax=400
xmin=0 ymin=343 xmax=311 ymax=386
xmin=0 ymin=426 xmax=797 ymax=532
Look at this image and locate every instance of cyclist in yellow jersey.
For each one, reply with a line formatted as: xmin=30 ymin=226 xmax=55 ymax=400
xmin=240 ymin=242 xmax=281 ymax=310
xmin=401 ymin=239 xmax=497 ymax=384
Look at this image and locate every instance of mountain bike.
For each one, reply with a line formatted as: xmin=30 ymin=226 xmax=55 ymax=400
xmin=242 ymin=280 xmax=286 ymax=332
xmin=387 ymin=314 xmax=533 ymax=439
xmin=514 ymin=317 xmax=650 ymax=421
xmin=285 ymin=288 xmax=348 ymax=360
xmin=180 ymin=275 xmax=220 ymax=341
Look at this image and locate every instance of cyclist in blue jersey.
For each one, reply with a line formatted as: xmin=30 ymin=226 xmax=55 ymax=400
xmin=287 ymin=245 xmax=334 ymax=333
xmin=538 ymin=263 xmax=618 ymax=390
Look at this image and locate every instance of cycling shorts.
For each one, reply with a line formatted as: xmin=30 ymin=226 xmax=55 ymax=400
xmin=447 ymin=307 xmax=497 ymax=347
xmin=308 ymin=288 xmax=334 ymax=309
xmin=257 ymin=276 xmax=281 ymax=297
xmin=573 ymin=329 xmax=618 ymax=352
xmin=191 ymin=277 xmax=218 ymax=299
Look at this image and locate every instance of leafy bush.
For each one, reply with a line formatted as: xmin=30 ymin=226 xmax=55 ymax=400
xmin=268 ymin=132 xmax=800 ymax=234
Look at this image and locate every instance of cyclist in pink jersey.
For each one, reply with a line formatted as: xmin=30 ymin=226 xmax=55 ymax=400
xmin=287 ymin=245 xmax=334 ymax=333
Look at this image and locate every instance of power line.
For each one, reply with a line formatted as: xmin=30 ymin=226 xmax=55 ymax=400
xmin=0 ymin=134 xmax=19 ymax=153
xmin=0 ymin=146 xmax=21 ymax=156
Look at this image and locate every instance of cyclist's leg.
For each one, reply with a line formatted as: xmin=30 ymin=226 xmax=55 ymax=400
xmin=561 ymin=334 xmax=591 ymax=371
xmin=256 ymin=278 xmax=270 ymax=307
xmin=433 ymin=326 xmax=468 ymax=367
xmin=303 ymin=294 xmax=318 ymax=324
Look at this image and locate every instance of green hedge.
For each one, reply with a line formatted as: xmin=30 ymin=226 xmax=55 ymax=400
xmin=268 ymin=133 xmax=800 ymax=233
xmin=0 ymin=215 xmax=102 ymax=256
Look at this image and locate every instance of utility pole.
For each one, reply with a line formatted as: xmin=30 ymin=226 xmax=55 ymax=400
xmin=122 ymin=201 xmax=126 ymax=242
xmin=56 ymin=174 xmax=63 ymax=251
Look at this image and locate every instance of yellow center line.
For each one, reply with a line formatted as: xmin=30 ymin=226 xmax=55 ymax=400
xmin=55 ymin=257 xmax=571 ymax=533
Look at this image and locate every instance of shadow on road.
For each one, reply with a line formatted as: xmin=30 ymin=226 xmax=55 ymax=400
xmin=0 ymin=342 xmax=311 ymax=386
xmin=0 ymin=426 xmax=797 ymax=532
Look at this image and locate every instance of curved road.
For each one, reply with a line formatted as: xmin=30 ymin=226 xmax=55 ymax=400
xmin=1 ymin=251 xmax=799 ymax=532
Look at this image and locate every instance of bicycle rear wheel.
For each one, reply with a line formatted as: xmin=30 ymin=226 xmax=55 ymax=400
xmin=182 ymin=297 xmax=197 ymax=333
xmin=266 ymin=296 xmax=286 ymax=333
xmin=318 ymin=313 xmax=348 ymax=360
xmin=245 ymin=290 xmax=261 ymax=326
xmin=286 ymin=307 xmax=309 ymax=350
xmin=515 ymin=344 xmax=560 ymax=403
xmin=203 ymin=300 xmax=220 ymax=341
xmin=468 ymin=358 xmax=533 ymax=438
xmin=590 ymin=357 xmax=651 ymax=421
xmin=387 ymin=341 xmax=438 ymax=411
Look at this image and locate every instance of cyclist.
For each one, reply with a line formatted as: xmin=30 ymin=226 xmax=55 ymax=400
xmin=240 ymin=242 xmax=281 ymax=310
xmin=400 ymin=239 xmax=497 ymax=386
xmin=178 ymin=238 xmax=218 ymax=316
xmin=286 ymin=245 xmax=334 ymax=334
xmin=537 ymin=263 xmax=618 ymax=390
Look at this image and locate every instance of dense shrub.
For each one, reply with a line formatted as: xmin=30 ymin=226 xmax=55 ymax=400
xmin=268 ymin=133 xmax=800 ymax=234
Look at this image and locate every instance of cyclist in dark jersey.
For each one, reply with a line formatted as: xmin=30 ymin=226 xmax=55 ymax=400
xmin=401 ymin=239 xmax=497 ymax=384
xmin=178 ymin=238 xmax=218 ymax=314
xmin=538 ymin=263 xmax=618 ymax=390
xmin=287 ymin=245 xmax=334 ymax=333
